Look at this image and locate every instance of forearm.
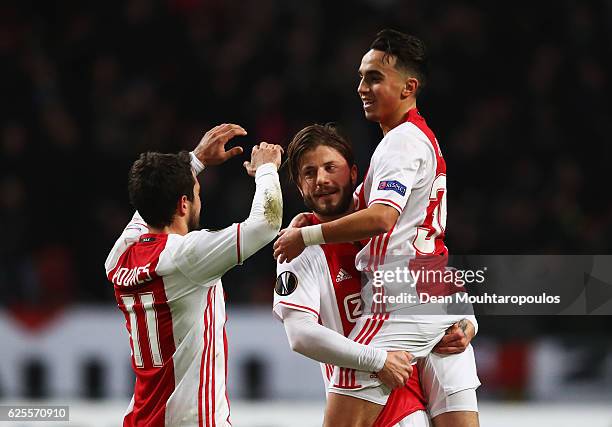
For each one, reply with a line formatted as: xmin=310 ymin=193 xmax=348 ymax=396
xmin=240 ymin=163 xmax=283 ymax=261
xmin=317 ymin=204 xmax=398 ymax=244
xmin=283 ymin=310 xmax=386 ymax=372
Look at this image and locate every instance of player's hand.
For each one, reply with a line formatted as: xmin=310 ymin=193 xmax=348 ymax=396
xmin=273 ymin=227 xmax=306 ymax=263
xmin=288 ymin=212 xmax=312 ymax=228
xmin=194 ymin=123 xmax=246 ymax=166
xmin=433 ymin=319 xmax=475 ymax=354
xmin=377 ymin=351 xmax=413 ymax=389
xmin=243 ymin=142 xmax=284 ymax=177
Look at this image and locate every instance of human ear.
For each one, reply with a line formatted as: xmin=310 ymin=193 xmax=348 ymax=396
xmin=402 ymin=77 xmax=419 ymax=98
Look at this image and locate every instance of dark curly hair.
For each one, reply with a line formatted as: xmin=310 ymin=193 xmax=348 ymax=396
xmin=128 ymin=151 xmax=195 ymax=229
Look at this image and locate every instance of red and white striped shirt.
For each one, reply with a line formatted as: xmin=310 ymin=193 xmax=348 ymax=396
xmin=106 ymin=217 xmax=236 ymax=426
xmin=273 ymin=216 xmax=426 ymax=425
xmin=355 ymin=108 xmax=452 ymax=312
xmin=104 ymin=163 xmax=282 ymax=426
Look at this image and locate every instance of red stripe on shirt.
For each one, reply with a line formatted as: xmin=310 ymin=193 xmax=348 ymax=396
xmin=366 ymin=236 xmax=378 ymax=273
xmin=353 ymin=318 xmax=374 ymax=344
xmin=211 ymin=290 xmax=216 ymax=427
xmin=199 ymin=288 xmax=213 ymax=427
xmin=380 ymin=225 xmax=395 ymax=267
xmin=224 ymin=322 xmax=231 ymax=426
xmin=359 ymin=316 xmax=382 ymax=345
xmin=363 ymin=314 xmax=389 ymax=346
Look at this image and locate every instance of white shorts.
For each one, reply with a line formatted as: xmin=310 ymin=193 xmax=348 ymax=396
xmin=328 ymin=313 xmax=465 ymax=405
xmin=394 ymin=410 xmax=432 ymax=427
xmin=418 ymin=344 xmax=480 ymax=418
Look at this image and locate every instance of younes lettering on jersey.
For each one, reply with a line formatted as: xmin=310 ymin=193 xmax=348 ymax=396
xmin=275 ymin=271 xmax=298 ymax=296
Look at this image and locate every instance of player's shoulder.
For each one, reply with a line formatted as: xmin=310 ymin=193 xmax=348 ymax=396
xmin=276 ymin=245 xmax=325 ymax=275
xmin=375 ymin=122 xmax=435 ymax=160
xmin=274 ymin=246 xmax=327 ymax=299
xmin=163 ymin=228 xmax=226 ymax=253
xmin=384 ymin=121 xmax=430 ymax=147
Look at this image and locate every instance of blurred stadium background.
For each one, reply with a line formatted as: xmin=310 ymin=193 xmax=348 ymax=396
xmin=1 ymin=0 xmax=611 ymax=425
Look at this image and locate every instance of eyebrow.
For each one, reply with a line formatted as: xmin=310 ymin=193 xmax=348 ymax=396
xmin=358 ymin=69 xmax=384 ymax=78
xmin=301 ymin=161 xmax=337 ymax=171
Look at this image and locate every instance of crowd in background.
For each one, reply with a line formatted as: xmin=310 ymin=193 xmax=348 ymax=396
xmin=1 ymin=0 xmax=610 ymax=335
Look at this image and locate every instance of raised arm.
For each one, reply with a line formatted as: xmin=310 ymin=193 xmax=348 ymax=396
xmin=171 ymin=141 xmax=283 ymax=284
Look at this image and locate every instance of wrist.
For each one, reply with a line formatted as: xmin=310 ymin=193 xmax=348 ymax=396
xmin=190 ymin=151 xmax=205 ymax=175
xmin=254 ymin=163 xmax=277 ymax=179
xmin=373 ymin=349 xmax=387 ymax=372
xmin=301 ymin=224 xmax=325 ymax=246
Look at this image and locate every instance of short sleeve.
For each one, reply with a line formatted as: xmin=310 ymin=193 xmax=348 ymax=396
xmin=273 ymin=248 xmax=324 ymax=321
xmin=367 ymin=131 xmax=431 ymax=214
xmin=353 ymin=182 xmax=365 ymax=211
xmin=105 ymin=211 xmax=149 ymax=275
xmin=170 ymin=224 xmax=240 ymax=285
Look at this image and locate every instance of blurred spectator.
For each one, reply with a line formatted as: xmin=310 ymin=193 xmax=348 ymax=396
xmin=0 ymin=0 xmax=609 ymax=324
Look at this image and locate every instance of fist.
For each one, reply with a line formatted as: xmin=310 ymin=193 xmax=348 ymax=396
xmin=243 ymin=142 xmax=283 ymax=176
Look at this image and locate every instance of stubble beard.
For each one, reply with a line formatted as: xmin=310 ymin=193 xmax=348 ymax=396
xmin=187 ymin=206 xmax=200 ymax=232
xmin=303 ymin=182 xmax=354 ymax=218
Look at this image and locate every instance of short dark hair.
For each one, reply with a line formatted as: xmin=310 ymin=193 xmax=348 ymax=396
xmin=128 ymin=151 xmax=195 ymax=229
xmin=286 ymin=124 xmax=354 ymax=186
xmin=370 ymin=29 xmax=428 ymax=93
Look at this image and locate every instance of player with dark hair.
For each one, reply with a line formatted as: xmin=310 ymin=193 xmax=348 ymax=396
xmin=276 ymin=123 xmax=430 ymax=426
xmin=105 ymin=124 xmax=283 ymax=426
xmin=274 ymin=30 xmax=480 ymax=427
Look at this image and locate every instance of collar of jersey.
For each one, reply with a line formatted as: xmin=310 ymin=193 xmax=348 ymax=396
xmin=139 ymin=233 xmax=168 ymax=243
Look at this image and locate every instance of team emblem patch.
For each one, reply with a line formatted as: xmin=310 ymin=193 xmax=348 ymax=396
xmin=275 ymin=271 xmax=298 ymax=296
xmin=377 ymin=180 xmax=406 ymax=196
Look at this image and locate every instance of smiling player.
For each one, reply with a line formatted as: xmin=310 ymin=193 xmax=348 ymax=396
xmin=274 ymin=31 xmax=480 ymax=427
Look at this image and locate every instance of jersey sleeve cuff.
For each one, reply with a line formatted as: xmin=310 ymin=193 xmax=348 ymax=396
xmin=189 ymin=152 xmax=205 ymax=175
xmin=372 ymin=349 xmax=387 ymax=372
xmin=255 ymin=163 xmax=278 ymax=180
xmin=368 ymin=198 xmax=404 ymax=214
xmin=273 ymin=301 xmax=319 ymax=319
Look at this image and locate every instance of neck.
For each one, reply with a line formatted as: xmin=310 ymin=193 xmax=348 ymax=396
xmin=315 ymin=205 xmax=355 ymax=223
xmin=380 ymin=99 xmax=417 ymax=135
xmin=148 ymin=221 xmax=188 ymax=236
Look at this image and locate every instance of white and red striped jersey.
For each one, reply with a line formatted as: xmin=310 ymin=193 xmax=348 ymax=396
xmin=103 ymin=162 xmax=282 ymax=427
xmin=355 ymin=108 xmax=453 ymax=311
xmin=105 ymin=212 xmax=239 ymax=426
xmin=273 ymin=215 xmax=427 ymax=425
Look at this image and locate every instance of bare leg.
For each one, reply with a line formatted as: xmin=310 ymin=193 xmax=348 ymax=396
xmin=324 ymin=392 xmax=384 ymax=427
xmin=432 ymin=411 xmax=479 ymax=427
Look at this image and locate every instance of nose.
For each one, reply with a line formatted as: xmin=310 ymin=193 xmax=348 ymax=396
xmin=316 ymin=168 xmax=331 ymax=187
xmin=357 ymin=77 xmax=367 ymax=96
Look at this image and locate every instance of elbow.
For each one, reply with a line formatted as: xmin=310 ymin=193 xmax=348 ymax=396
xmin=289 ymin=338 xmax=305 ymax=354
xmin=372 ymin=222 xmax=391 ymax=235
xmin=263 ymin=189 xmax=283 ymax=234
xmin=287 ymin=332 xmax=307 ymax=355
xmin=374 ymin=213 xmax=397 ymax=234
